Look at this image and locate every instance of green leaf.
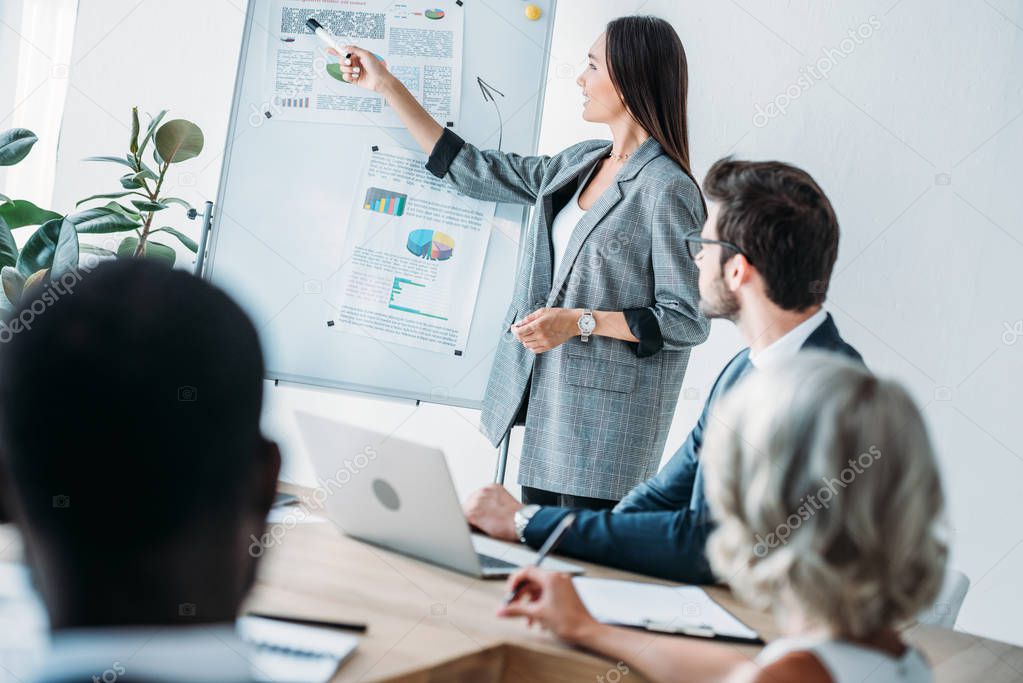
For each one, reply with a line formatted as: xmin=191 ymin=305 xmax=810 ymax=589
xmin=116 ymin=236 xmax=176 ymax=267
xmin=50 ymin=218 xmax=79 ymax=281
xmin=75 ymin=190 xmax=145 ymax=207
xmin=78 ymin=243 xmax=117 ymax=258
xmin=131 ymin=168 xmax=158 ymax=183
xmin=160 ymin=196 xmax=194 ymax=211
xmin=17 ymin=218 xmax=62 ymax=277
xmin=155 ymin=119 xmax=203 ymax=164
xmin=144 ymin=240 xmax=176 ymax=266
xmin=130 ymin=107 xmax=140 ymax=156
xmin=120 ymin=173 xmax=144 ymax=189
xmin=131 ymin=199 xmax=167 ymax=212
xmin=0 ymin=216 xmax=17 ymax=269
xmin=84 ymin=155 xmax=137 ymax=170
xmin=137 ymin=110 xmax=168 ymax=159
xmin=153 ymin=226 xmax=197 ymax=252
xmin=139 ymin=159 xmax=158 ymax=177
xmin=0 ymin=129 xmax=38 ymax=166
xmin=67 ymin=206 xmax=140 ymax=234
xmin=24 ymin=268 xmax=48 ymax=290
xmin=101 ymin=201 xmax=140 ymax=219
xmin=116 ymin=236 xmax=137 ymax=258
xmin=0 ymin=199 xmax=62 ymax=229
xmin=0 ymin=266 xmax=25 ymax=307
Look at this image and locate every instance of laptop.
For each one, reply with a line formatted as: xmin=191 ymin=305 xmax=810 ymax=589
xmin=296 ymin=411 xmax=584 ymax=579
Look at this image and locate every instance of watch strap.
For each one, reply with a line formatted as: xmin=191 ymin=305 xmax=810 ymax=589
xmin=514 ymin=504 xmax=541 ymax=543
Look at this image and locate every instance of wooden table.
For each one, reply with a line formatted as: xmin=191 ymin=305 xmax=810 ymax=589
xmin=244 ymin=497 xmax=1023 ymax=683
xmin=2 ymin=500 xmax=1021 ymax=682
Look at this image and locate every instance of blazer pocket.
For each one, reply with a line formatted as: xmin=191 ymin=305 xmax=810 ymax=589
xmin=564 ymin=344 xmax=638 ymax=394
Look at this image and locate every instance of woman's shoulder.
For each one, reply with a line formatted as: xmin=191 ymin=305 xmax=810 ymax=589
xmin=642 ymin=157 xmax=704 ymax=218
xmin=556 ymin=138 xmax=611 ymax=160
xmin=727 ymin=652 xmax=832 ymax=683
xmin=535 ymin=139 xmax=607 ymax=178
xmin=645 ymin=153 xmax=700 ymax=188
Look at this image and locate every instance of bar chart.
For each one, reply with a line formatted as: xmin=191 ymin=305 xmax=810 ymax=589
xmin=274 ymin=95 xmax=310 ymax=109
xmin=388 ymin=277 xmax=448 ymax=320
xmin=363 ymin=187 xmax=408 ymax=216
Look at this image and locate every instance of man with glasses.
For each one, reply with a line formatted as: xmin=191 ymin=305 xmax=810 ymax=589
xmin=464 ymin=157 xmax=863 ymax=583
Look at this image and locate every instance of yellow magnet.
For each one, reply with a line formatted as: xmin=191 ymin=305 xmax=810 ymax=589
xmin=525 ymin=4 xmax=542 ymax=20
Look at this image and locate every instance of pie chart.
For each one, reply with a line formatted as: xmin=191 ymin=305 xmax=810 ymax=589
xmin=407 ymin=229 xmax=455 ymax=261
xmin=425 ymin=8 xmax=446 ymax=19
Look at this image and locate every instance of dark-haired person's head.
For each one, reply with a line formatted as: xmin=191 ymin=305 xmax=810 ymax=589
xmin=580 ymin=16 xmax=702 ymax=191
xmin=0 ymin=259 xmax=280 ymax=630
xmin=688 ymin=158 xmax=840 ymax=321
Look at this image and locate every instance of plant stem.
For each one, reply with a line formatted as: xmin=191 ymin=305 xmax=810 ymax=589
xmin=133 ymin=159 xmax=170 ymax=257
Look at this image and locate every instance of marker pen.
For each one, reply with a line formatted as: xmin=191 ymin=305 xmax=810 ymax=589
xmin=305 ymin=18 xmax=347 ymax=56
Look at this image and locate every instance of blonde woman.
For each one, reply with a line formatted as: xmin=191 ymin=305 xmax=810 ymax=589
xmin=498 ymin=353 xmax=948 ymax=683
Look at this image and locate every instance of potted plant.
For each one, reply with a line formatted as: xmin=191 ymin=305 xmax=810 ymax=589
xmin=74 ymin=107 xmax=203 ymax=264
xmin=0 ymin=109 xmax=205 ymax=312
xmin=0 ymin=128 xmax=78 ymax=311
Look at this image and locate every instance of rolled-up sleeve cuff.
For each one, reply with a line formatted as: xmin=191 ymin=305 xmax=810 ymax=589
xmin=425 ymin=127 xmax=466 ymax=178
xmin=624 ymin=307 xmax=664 ymax=358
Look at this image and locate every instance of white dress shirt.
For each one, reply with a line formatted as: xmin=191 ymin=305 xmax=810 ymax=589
xmin=748 ymin=308 xmax=829 ymax=369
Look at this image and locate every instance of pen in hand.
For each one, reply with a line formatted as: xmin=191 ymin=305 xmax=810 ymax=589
xmin=501 ymin=512 xmax=576 ymax=606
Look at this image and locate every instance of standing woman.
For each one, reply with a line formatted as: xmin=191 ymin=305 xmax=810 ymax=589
xmin=341 ymin=16 xmax=708 ymax=508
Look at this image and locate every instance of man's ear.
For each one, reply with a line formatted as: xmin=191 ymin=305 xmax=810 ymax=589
xmin=724 ymin=254 xmax=749 ymax=292
xmin=732 ymin=254 xmax=757 ymax=290
xmin=254 ymin=438 xmax=282 ymax=518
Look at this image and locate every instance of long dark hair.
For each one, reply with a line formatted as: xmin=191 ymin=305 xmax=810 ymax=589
xmin=606 ymin=16 xmax=703 ymax=206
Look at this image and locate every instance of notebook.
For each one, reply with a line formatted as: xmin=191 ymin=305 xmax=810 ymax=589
xmin=573 ymin=577 xmax=762 ymax=644
xmin=237 ymin=616 xmax=359 ymax=682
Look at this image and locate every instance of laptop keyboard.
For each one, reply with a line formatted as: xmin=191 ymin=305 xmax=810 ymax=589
xmin=477 ymin=553 xmax=518 ymax=570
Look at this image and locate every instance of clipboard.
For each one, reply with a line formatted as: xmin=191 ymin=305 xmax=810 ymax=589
xmin=572 ymin=577 xmax=763 ymax=645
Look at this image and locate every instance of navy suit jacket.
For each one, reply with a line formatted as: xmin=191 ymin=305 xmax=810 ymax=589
xmin=522 ymin=313 xmax=863 ymax=583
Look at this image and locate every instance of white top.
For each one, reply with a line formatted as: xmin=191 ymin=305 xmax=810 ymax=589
xmin=550 ymin=164 xmax=598 ymax=279
xmin=748 ymin=308 xmax=828 ymax=369
xmin=757 ymin=635 xmax=931 ymax=683
xmin=33 ymin=624 xmax=252 ymax=683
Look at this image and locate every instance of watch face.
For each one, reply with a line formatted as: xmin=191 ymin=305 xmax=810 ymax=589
xmin=578 ymin=314 xmax=596 ymax=334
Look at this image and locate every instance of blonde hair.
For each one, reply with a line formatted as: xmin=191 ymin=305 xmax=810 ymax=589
xmin=703 ymin=353 xmax=947 ymax=639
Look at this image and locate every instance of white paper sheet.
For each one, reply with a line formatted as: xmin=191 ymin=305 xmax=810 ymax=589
xmin=330 ymin=145 xmax=495 ymax=355
xmin=238 ymin=616 xmax=358 ymax=682
xmin=572 ymin=577 xmax=760 ymax=641
xmin=267 ymin=0 xmax=464 ymax=128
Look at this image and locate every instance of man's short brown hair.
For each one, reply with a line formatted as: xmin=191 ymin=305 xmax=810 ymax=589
xmin=704 ymin=158 xmax=839 ymax=311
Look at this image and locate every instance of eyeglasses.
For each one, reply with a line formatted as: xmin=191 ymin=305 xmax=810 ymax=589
xmin=683 ymin=235 xmax=752 ymax=264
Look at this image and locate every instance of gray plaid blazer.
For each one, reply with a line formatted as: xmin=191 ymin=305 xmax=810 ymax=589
xmin=427 ymin=130 xmax=709 ymax=500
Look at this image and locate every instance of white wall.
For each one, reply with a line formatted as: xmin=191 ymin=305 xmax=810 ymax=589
xmin=538 ymin=0 xmax=1023 ymax=648
xmin=39 ymin=0 xmax=1023 ymax=647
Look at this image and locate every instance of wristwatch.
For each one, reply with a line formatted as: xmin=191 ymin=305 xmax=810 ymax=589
xmin=577 ymin=309 xmax=596 ymax=343
xmin=514 ymin=504 xmax=541 ymax=543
